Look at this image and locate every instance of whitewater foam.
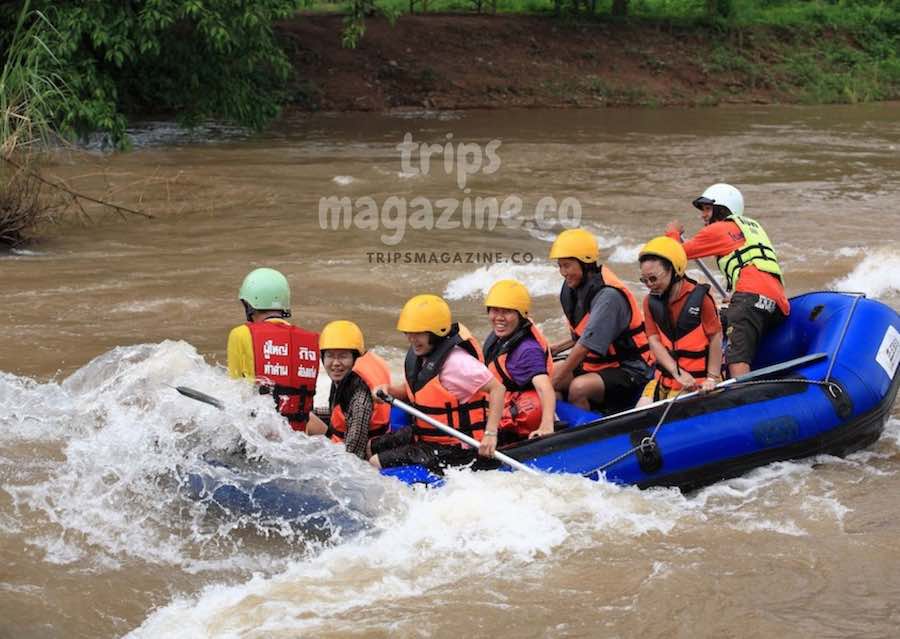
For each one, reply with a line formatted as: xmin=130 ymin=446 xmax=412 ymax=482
xmin=127 ymin=472 xmax=691 ymax=638
xmin=443 ymin=261 xmax=561 ymax=300
xmin=608 ymin=243 xmax=642 ymax=263
xmin=2 ymin=342 xmax=402 ymax=575
xmin=831 ymin=250 xmax=900 ymax=300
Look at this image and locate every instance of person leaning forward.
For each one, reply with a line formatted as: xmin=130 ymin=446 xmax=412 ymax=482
xmin=305 ymin=320 xmax=392 ymax=460
xmin=483 ymin=279 xmax=556 ymax=444
xmin=666 ymin=183 xmax=789 ymax=377
xmin=548 ymin=228 xmax=654 ymax=413
xmin=636 ymin=237 xmax=724 ymax=406
xmin=226 ymin=267 xmax=319 ymax=431
xmin=370 ymin=294 xmax=505 ymax=471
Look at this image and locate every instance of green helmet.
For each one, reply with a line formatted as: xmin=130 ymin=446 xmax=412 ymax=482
xmin=239 ymin=268 xmax=291 ymax=315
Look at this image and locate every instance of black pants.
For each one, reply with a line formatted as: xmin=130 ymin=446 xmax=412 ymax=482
xmin=371 ymin=426 xmax=476 ymax=473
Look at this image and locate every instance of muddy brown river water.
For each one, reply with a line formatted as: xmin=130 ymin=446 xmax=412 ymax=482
xmin=2 ymin=103 xmax=899 ymax=638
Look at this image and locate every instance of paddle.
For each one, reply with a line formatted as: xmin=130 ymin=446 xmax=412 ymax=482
xmin=174 ymin=385 xmax=225 ymax=410
xmin=679 ymin=232 xmax=728 ymax=299
xmin=376 ymin=390 xmax=539 ymax=475
xmin=693 ymin=257 xmax=728 ymax=299
xmin=580 ymin=351 xmax=829 ymax=426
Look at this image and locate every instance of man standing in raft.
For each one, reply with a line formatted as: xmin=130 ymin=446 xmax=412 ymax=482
xmin=482 ymin=279 xmax=556 ymax=443
xmin=549 ymin=228 xmax=654 ymax=413
xmin=370 ymin=294 xmax=505 ymax=470
xmin=667 ymin=183 xmax=789 ymax=376
xmin=226 ymin=268 xmax=319 ymax=432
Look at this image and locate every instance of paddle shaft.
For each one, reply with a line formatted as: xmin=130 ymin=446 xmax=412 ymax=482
xmin=579 ymin=352 xmax=829 ymax=426
xmin=680 ymin=232 xmax=728 ymax=298
xmin=377 ymin=391 xmax=539 ymax=475
xmin=694 ymin=257 xmax=728 ymax=299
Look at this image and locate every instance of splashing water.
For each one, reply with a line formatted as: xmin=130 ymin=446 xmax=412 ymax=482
xmin=1 ymin=342 xmax=405 ymax=575
xmin=830 ymin=249 xmax=900 ymax=301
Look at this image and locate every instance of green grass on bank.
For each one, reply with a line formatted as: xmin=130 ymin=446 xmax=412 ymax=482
xmin=301 ymin=0 xmax=900 ymax=104
xmin=305 ymin=0 xmax=899 ymax=26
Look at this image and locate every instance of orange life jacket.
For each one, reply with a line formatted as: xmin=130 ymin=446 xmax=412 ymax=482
xmin=646 ymin=279 xmax=713 ymax=390
xmin=404 ymin=323 xmax=488 ymax=447
xmin=329 ymin=351 xmax=392 ymax=443
xmin=560 ymin=265 xmax=653 ymax=373
xmin=247 ymin=321 xmax=319 ymax=431
xmin=483 ymin=320 xmax=553 ymax=437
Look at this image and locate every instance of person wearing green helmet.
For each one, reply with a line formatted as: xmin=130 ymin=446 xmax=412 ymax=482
xmin=226 ymin=267 xmax=320 ymax=432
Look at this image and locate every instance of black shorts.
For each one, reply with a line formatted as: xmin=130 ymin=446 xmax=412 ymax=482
xmin=724 ymin=292 xmax=786 ymax=366
xmin=576 ymin=367 xmax=644 ymax=414
xmin=370 ymin=426 xmax=475 ymax=472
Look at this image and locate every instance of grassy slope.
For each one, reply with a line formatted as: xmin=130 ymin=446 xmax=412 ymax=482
xmin=277 ymin=7 xmax=900 ymax=110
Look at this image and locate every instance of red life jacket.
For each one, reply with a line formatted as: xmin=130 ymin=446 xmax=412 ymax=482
xmin=647 ymin=279 xmax=713 ymax=390
xmin=560 ymin=264 xmax=653 ymax=373
xmin=483 ymin=320 xmax=553 ymax=437
xmin=329 ymin=351 xmax=391 ymax=443
xmin=403 ymin=323 xmax=488 ymax=447
xmin=247 ymin=321 xmax=319 ymax=431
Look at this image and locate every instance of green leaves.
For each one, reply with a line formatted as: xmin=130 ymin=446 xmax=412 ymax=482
xmin=7 ymin=0 xmax=303 ymax=148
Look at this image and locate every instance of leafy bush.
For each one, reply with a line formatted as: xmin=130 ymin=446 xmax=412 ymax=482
xmin=1 ymin=0 xmax=302 ymax=147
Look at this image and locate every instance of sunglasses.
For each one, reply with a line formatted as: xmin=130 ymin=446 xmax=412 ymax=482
xmin=640 ymin=273 xmax=666 ymax=285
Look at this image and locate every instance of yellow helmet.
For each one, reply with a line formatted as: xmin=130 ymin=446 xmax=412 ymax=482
xmin=397 ymin=294 xmax=452 ymax=336
xmin=319 ymin=320 xmax=365 ymax=353
xmin=549 ymin=228 xmax=599 ymax=263
xmin=485 ymin=279 xmax=531 ymax=315
xmin=639 ymin=236 xmax=688 ymax=277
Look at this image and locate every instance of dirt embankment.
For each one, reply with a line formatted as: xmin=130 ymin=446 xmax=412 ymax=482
xmin=277 ymin=14 xmax=820 ymax=111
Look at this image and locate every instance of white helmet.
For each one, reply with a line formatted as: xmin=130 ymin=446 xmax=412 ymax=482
xmin=692 ymin=183 xmax=744 ymax=218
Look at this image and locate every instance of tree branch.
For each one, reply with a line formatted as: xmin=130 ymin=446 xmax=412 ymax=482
xmin=1 ymin=155 xmax=155 ymax=219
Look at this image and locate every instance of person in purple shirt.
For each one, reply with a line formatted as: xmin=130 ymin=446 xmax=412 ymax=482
xmin=483 ymin=280 xmax=557 ymax=445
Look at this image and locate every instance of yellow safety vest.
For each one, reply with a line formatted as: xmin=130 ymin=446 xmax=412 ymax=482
xmin=716 ymin=215 xmax=784 ymax=290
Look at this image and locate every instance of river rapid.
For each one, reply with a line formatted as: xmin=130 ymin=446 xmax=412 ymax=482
xmin=2 ymin=103 xmax=899 ymax=638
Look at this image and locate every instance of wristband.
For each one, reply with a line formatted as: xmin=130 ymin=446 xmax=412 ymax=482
xmin=484 ymin=431 xmax=497 ymax=437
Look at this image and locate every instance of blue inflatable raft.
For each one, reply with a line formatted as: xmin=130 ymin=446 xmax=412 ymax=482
xmin=186 ymin=292 xmax=900 ymax=520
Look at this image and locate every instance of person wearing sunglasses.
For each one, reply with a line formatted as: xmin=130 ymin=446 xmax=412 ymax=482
xmin=636 ymin=237 xmax=724 ymax=406
xmin=666 ymin=183 xmax=788 ymax=377
xmin=548 ymin=229 xmax=654 ymax=413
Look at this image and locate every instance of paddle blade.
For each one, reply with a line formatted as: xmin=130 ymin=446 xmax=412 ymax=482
xmin=175 ymin=386 xmax=225 ymax=410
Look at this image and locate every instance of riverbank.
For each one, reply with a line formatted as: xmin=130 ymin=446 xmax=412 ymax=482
xmin=278 ymin=14 xmax=900 ymax=111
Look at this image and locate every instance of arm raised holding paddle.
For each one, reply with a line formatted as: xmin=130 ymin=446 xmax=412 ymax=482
xmin=666 ymin=183 xmax=790 ymax=378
